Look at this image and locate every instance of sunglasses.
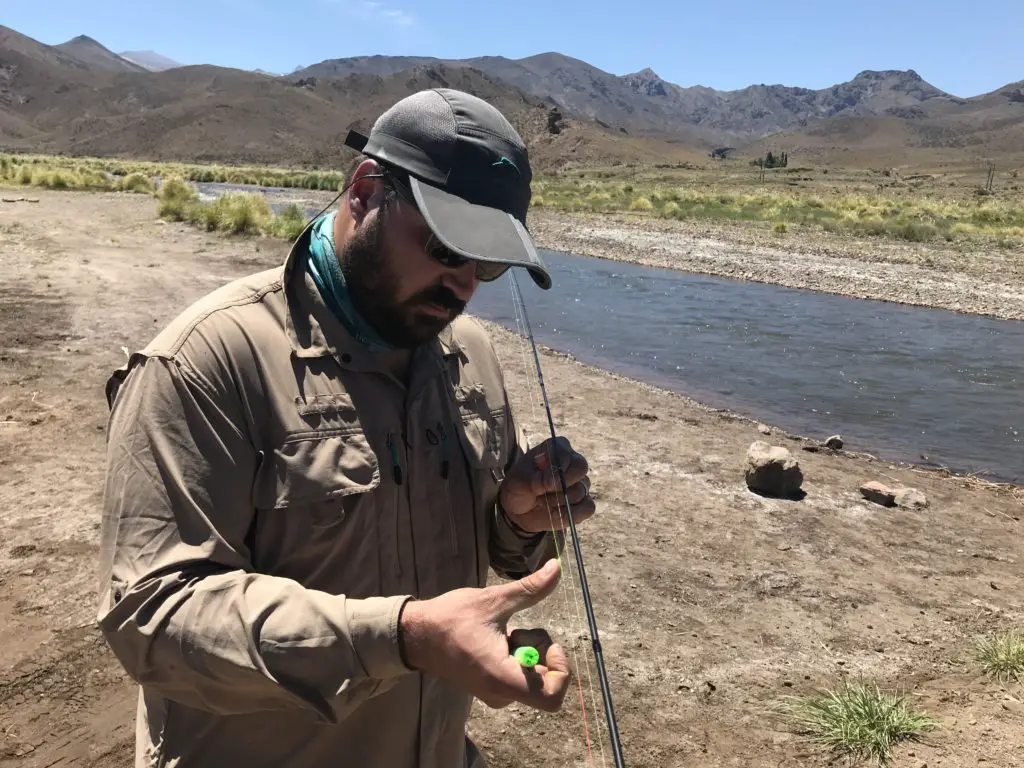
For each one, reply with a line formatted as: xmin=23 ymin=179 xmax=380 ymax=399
xmin=383 ymin=172 xmax=512 ymax=283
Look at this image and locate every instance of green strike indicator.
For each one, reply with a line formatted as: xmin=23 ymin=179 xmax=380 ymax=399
xmin=514 ymin=646 xmax=540 ymax=668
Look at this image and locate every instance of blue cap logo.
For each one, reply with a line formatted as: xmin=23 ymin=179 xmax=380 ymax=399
xmin=491 ymin=156 xmax=521 ymax=177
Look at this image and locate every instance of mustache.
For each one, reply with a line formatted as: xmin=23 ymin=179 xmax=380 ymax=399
xmin=411 ymin=285 xmax=466 ymax=314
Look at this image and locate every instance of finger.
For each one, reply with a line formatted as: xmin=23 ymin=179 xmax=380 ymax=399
xmin=528 ymin=498 xmax=596 ymax=530
xmin=539 ymin=455 xmax=589 ymax=492
xmin=490 ymin=558 xmax=562 ymax=620
xmin=531 ymin=463 xmax=589 ymax=501
xmin=542 ymin=478 xmax=591 ymax=507
xmin=508 ymin=627 xmax=555 ymax=665
xmin=529 ymin=437 xmax=578 ymax=472
xmin=489 ymin=645 xmax=570 ymax=712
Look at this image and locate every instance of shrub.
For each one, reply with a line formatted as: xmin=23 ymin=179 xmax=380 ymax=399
xmin=119 ymin=173 xmax=156 ymax=194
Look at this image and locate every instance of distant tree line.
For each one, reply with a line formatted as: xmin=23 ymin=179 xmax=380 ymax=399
xmin=752 ymin=151 xmax=789 ymax=168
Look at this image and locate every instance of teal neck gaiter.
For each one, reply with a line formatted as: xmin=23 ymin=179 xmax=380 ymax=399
xmin=306 ymin=211 xmax=395 ymax=355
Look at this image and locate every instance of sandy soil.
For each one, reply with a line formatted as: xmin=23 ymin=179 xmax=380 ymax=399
xmin=1 ymin=190 xmax=1023 ymax=767
xmin=528 ymin=209 xmax=1024 ymax=321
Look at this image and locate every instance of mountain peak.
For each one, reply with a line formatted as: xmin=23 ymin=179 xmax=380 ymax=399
xmin=632 ymin=67 xmax=662 ymax=79
xmin=852 ymin=68 xmax=923 ymax=82
xmin=66 ymin=34 xmax=103 ymax=47
xmin=56 ymin=34 xmax=147 ymax=73
xmin=623 ymin=67 xmax=670 ymax=97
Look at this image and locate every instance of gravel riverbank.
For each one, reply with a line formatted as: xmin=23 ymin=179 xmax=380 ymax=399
xmin=528 ymin=209 xmax=1024 ymax=321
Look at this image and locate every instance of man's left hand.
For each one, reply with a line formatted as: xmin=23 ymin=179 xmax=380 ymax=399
xmin=499 ymin=437 xmax=595 ymax=534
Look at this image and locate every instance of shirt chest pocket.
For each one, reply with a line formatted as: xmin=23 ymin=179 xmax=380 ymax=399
xmin=251 ymin=427 xmax=384 ymax=597
xmin=449 ymin=383 xmax=511 ymax=554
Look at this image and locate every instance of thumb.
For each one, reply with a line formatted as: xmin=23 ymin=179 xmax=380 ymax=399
xmin=492 ymin=558 xmax=562 ymax=620
xmin=533 ymin=449 xmax=550 ymax=472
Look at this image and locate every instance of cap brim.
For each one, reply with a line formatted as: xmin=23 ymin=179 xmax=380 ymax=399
xmin=408 ymin=177 xmax=552 ymax=290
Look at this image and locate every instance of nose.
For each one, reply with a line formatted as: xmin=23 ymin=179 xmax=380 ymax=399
xmin=441 ymin=260 xmax=478 ymax=303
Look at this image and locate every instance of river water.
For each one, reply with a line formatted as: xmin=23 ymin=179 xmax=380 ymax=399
xmin=468 ymin=250 xmax=1023 ymax=483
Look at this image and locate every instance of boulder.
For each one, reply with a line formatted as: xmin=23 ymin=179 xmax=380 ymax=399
xmin=757 ymin=423 xmax=771 ymax=435
xmin=745 ymin=441 xmax=804 ymax=497
xmin=547 ymin=108 xmax=564 ymax=135
xmin=860 ymin=481 xmax=896 ymax=507
xmin=895 ymin=487 xmax=928 ymax=509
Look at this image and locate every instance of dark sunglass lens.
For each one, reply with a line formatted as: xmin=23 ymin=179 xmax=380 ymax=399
xmin=476 ymin=262 xmax=511 ymax=282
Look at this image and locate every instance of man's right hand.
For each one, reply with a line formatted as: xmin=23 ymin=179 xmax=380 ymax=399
xmin=398 ymin=558 xmax=570 ymax=711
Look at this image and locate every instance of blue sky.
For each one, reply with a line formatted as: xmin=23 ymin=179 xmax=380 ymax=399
xmin=6 ymin=0 xmax=1020 ymax=97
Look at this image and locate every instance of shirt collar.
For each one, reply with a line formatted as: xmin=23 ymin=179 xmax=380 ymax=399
xmin=282 ymin=221 xmax=463 ymax=372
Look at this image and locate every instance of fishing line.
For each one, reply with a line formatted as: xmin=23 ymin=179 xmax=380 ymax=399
xmin=506 ymin=275 xmax=605 ymax=768
xmin=507 ymin=271 xmax=626 ymax=768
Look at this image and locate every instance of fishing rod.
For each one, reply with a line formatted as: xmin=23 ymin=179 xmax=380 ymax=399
xmin=508 ymin=271 xmax=626 ymax=768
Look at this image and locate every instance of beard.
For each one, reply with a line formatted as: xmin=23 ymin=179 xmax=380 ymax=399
xmin=339 ymin=211 xmax=468 ymax=349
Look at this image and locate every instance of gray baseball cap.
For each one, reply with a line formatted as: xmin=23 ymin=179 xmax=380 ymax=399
xmin=344 ymin=88 xmax=552 ymax=290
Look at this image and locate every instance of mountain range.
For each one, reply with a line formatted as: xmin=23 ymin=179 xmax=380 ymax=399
xmin=1 ymin=25 xmax=1021 ymax=169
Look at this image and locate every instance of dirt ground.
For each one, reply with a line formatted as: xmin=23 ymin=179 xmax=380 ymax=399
xmin=528 ymin=209 xmax=1024 ymax=321
xmin=1 ymin=190 xmax=1023 ymax=767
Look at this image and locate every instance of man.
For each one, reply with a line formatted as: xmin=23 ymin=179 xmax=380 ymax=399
xmin=96 ymin=88 xmax=597 ymax=767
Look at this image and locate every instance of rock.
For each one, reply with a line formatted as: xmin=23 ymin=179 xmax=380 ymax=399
xmin=824 ymin=435 xmax=844 ymax=450
xmin=895 ymin=487 xmax=928 ymax=508
xmin=547 ymin=108 xmax=564 ymax=135
xmin=757 ymin=423 xmax=771 ymax=435
xmin=860 ymin=481 xmax=896 ymax=506
xmin=745 ymin=441 xmax=804 ymax=498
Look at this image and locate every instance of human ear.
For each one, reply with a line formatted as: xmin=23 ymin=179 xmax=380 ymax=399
xmin=348 ymin=159 xmax=385 ymax=224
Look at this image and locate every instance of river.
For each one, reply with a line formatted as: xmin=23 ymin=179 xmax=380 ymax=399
xmin=468 ymin=249 xmax=1023 ymax=483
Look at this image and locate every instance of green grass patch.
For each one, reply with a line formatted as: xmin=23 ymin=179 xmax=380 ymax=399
xmin=530 ymin=176 xmax=1024 ymax=245
xmin=1 ymin=153 xmax=346 ymax=194
xmin=975 ymin=631 xmax=1024 ymax=683
xmin=776 ymin=680 xmax=939 ymax=766
xmin=157 ymin=178 xmax=311 ymax=240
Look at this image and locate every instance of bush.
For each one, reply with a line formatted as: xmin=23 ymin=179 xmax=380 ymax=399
xmin=629 ymin=196 xmax=653 ymax=211
xmin=208 ymin=192 xmax=272 ymax=234
xmin=157 ymin=177 xmax=200 ymax=221
xmin=267 ymin=203 xmax=308 ymax=241
xmin=887 ymin=219 xmax=938 ymax=242
xmin=119 ymin=173 xmax=156 ymax=194
xmin=772 ymin=221 xmax=787 ymax=234
xmin=776 ymin=680 xmax=938 ymax=766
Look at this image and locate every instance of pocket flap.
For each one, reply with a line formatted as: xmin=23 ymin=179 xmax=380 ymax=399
xmin=294 ymin=392 xmax=358 ymax=417
xmin=455 ymin=407 xmax=506 ymax=471
xmin=255 ymin=432 xmax=380 ymax=510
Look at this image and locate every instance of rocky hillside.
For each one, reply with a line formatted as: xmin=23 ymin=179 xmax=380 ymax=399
xmin=1 ymin=24 xmax=1020 ymax=168
xmin=54 ymin=35 xmax=147 ymax=73
xmin=118 ymin=50 xmax=183 ymax=72
xmin=0 ymin=27 xmax=693 ymax=169
xmin=296 ymin=54 xmax=969 ymax=141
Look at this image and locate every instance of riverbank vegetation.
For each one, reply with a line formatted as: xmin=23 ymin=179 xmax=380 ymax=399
xmin=0 ymin=153 xmax=346 ymax=192
xmin=156 ymin=177 xmax=308 ymax=239
xmin=529 ymin=174 xmax=1024 ymax=246
xmin=4 ymin=152 xmax=1021 ymax=247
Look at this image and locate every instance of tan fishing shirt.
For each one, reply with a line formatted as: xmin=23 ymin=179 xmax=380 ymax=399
xmin=96 ymin=223 xmax=558 ymax=767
